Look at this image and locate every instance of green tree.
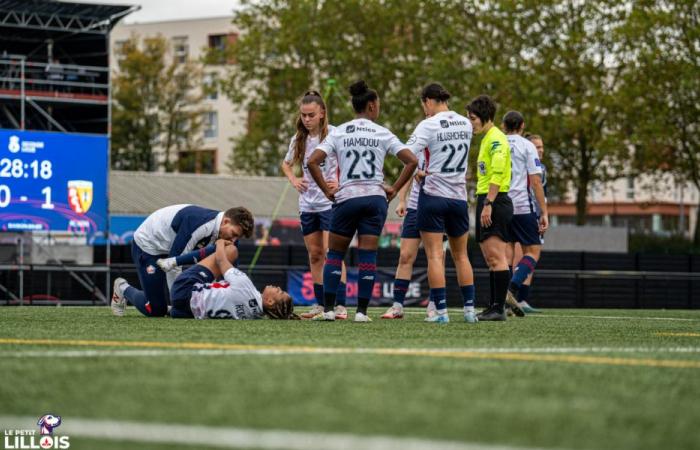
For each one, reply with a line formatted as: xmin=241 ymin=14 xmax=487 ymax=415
xmin=494 ymin=1 xmax=634 ymax=224
xmin=619 ymin=0 xmax=700 ymax=242
xmin=112 ymin=35 xmax=205 ymax=172
xmin=220 ymin=0 xmax=497 ymax=177
xmin=221 ymin=0 xmax=651 ymax=233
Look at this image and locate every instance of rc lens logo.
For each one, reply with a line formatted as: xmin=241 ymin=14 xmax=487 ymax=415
xmin=67 ymin=180 xmax=93 ymax=214
xmin=3 ymin=414 xmax=70 ymax=449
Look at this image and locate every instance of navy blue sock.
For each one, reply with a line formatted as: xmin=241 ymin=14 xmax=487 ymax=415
xmin=124 ymin=286 xmax=150 ymax=316
xmin=430 ymin=287 xmax=447 ymax=314
xmin=518 ymin=284 xmax=531 ymax=302
xmin=461 ymin=285 xmax=475 ymax=309
xmin=509 ymin=255 xmax=537 ymax=292
xmin=336 ymin=282 xmax=347 ymax=307
xmin=393 ymin=278 xmax=410 ymax=306
xmin=323 ymin=250 xmax=344 ymax=311
xmin=357 ymin=249 xmax=377 ymax=315
xmin=175 ymin=244 xmax=215 ymax=266
xmin=313 ymin=283 xmax=324 ymax=307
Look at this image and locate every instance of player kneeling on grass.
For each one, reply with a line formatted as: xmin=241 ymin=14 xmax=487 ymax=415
xmin=167 ymin=239 xmax=298 ymax=320
xmin=111 ymin=204 xmax=254 ymax=318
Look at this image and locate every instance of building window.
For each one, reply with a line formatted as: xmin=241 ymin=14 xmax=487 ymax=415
xmin=203 ymin=111 xmax=218 ymax=139
xmin=626 ymin=176 xmax=635 ymax=200
xmin=172 ymin=36 xmax=189 ymax=64
xmin=203 ymin=73 xmax=218 ymax=100
xmin=179 ymin=150 xmax=217 ymax=174
xmin=208 ymin=33 xmax=237 ymax=64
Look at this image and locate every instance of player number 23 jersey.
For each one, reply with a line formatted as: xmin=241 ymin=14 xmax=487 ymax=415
xmin=316 ymin=119 xmax=405 ymax=203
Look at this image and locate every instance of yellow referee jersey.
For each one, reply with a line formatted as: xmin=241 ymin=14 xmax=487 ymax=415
xmin=476 ymin=125 xmax=511 ymax=194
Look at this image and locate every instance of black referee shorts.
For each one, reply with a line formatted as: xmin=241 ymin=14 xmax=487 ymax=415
xmin=475 ymin=193 xmax=513 ymax=243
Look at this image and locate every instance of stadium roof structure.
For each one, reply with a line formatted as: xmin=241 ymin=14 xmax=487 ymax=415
xmin=0 ymin=0 xmax=138 ymax=34
xmin=110 ymin=171 xmax=303 ymax=220
xmin=110 ymin=171 xmax=403 ymax=221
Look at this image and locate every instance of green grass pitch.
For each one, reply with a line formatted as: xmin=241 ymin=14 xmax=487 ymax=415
xmin=1 ymin=307 xmax=699 ymax=450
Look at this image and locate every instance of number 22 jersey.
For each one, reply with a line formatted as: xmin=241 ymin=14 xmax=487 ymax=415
xmin=405 ymin=111 xmax=473 ymax=201
xmin=316 ymin=118 xmax=405 ymax=204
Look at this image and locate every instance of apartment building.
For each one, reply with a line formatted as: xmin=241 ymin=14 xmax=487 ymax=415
xmin=111 ymin=16 xmax=243 ymax=174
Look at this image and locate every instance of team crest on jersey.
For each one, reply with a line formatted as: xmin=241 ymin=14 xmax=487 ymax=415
xmin=67 ymin=180 xmax=93 ymax=214
xmin=346 ymin=125 xmax=356 ymax=133
xmin=406 ymin=135 xmax=417 ymax=145
xmin=478 ymin=161 xmax=486 ymax=175
xmin=535 ymin=158 xmax=542 ymax=167
xmin=440 ymin=120 xmax=449 ymax=128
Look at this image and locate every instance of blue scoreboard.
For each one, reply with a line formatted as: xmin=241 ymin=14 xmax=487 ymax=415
xmin=0 ymin=130 xmax=108 ymax=234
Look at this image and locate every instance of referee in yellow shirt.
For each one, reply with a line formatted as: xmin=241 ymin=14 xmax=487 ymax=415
xmin=466 ymin=95 xmax=520 ymax=321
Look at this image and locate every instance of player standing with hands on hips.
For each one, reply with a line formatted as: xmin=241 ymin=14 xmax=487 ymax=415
xmin=281 ymin=90 xmax=349 ymax=320
xmin=405 ymin=83 xmax=477 ymax=324
xmin=467 ymin=95 xmax=520 ymax=321
xmin=306 ymin=80 xmax=418 ymax=322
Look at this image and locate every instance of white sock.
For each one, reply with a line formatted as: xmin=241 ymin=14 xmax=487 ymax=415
xmin=464 ymin=306 xmax=475 ymax=314
xmin=392 ymin=302 xmax=403 ymax=309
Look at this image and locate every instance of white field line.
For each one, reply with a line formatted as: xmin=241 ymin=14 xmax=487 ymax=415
xmin=2 ymin=346 xmax=700 ymax=359
xmin=0 ymin=416 xmax=561 ymax=450
xmin=402 ymin=310 xmax=700 ymax=321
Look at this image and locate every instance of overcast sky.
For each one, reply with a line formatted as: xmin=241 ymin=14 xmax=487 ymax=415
xmin=82 ymin=0 xmax=238 ymax=24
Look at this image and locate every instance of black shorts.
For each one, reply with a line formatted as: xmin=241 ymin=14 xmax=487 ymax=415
xmin=475 ymin=193 xmax=513 ymax=243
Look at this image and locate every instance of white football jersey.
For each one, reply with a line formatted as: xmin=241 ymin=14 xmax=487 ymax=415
xmin=507 ymin=134 xmax=543 ymax=215
xmin=284 ymin=125 xmax=337 ymax=213
xmin=405 ymin=111 xmax=472 ymax=201
xmin=189 ymin=267 xmax=264 ymax=320
xmin=134 ymin=204 xmax=222 ymax=257
xmin=406 ymin=150 xmax=425 ymax=211
xmin=316 ymin=118 xmax=405 ymax=204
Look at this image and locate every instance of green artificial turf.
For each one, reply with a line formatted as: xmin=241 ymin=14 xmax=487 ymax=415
xmin=1 ymin=307 xmax=699 ymax=450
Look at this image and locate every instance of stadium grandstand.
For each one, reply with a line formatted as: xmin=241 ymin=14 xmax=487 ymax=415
xmin=0 ymin=0 xmax=137 ymax=133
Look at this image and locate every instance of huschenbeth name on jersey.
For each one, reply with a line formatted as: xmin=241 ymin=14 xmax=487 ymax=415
xmin=437 ymin=131 xmax=471 ymax=142
xmin=343 ymin=137 xmax=380 ymax=148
